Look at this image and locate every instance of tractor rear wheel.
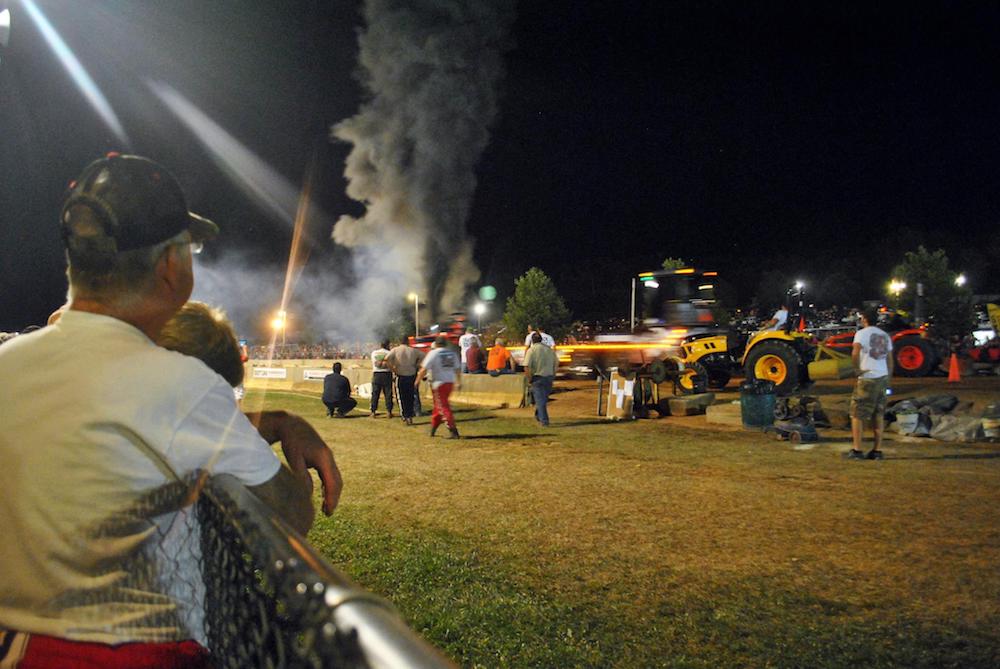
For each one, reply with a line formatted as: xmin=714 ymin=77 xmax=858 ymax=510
xmin=894 ymin=335 xmax=935 ymax=377
xmin=677 ymin=360 xmax=709 ymax=395
xmin=744 ymin=341 xmax=803 ymax=395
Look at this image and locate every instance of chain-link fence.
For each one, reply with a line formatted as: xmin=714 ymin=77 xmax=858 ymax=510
xmin=45 ymin=471 xmax=450 ymax=667
xmin=197 ymin=474 xmax=455 ymax=669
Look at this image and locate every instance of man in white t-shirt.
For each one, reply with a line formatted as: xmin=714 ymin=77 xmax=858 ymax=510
xmin=370 ymin=339 xmax=394 ymax=418
xmin=458 ymin=327 xmax=482 ymax=373
xmin=415 ymin=336 xmax=462 ymax=438
xmin=0 ymin=155 xmax=341 ymax=666
xmin=762 ymin=304 xmax=789 ymax=331
xmin=846 ymin=308 xmax=894 ymax=460
xmin=524 ymin=324 xmax=556 ymax=348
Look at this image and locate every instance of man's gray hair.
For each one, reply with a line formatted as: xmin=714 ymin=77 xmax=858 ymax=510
xmin=67 ymin=206 xmax=189 ymax=309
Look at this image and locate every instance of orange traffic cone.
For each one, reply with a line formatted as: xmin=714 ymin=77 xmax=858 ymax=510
xmin=798 ymin=314 xmax=806 ymax=332
xmin=947 ymin=352 xmax=961 ymax=383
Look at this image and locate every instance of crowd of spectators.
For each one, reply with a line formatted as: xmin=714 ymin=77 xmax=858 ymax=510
xmin=248 ymin=342 xmax=379 ymax=360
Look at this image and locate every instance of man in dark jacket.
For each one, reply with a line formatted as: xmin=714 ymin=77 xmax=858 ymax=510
xmin=323 ymin=362 xmax=358 ymax=417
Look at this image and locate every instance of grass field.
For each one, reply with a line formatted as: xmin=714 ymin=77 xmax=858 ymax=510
xmin=245 ymin=385 xmax=1000 ymax=668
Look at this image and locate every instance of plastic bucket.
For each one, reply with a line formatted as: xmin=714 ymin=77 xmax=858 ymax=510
xmin=740 ymin=379 xmax=776 ymax=428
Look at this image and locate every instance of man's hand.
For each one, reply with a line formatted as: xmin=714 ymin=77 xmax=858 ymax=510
xmin=247 ymin=411 xmax=343 ymax=515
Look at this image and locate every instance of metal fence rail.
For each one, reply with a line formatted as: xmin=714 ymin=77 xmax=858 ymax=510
xmin=198 ymin=474 xmax=455 ymax=669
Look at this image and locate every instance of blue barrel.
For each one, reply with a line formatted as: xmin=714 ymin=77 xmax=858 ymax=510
xmin=740 ymin=379 xmax=776 ymax=428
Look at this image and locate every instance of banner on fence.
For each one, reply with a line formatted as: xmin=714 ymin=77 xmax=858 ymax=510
xmin=252 ymin=367 xmax=288 ymax=379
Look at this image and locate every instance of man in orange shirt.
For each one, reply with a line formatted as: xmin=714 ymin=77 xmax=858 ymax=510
xmin=487 ymin=337 xmax=515 ymax=376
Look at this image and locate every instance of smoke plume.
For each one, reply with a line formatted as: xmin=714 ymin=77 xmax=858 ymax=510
xmin=331 ymin=0 xmax=515 ymax=322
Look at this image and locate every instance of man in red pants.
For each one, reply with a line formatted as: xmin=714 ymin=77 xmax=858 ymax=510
xmin=415 ymin=336 xmax=462 ymax=438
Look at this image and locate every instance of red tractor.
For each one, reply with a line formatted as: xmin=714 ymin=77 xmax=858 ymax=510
xmin=822 ymin=312 xmax=942 ymax=377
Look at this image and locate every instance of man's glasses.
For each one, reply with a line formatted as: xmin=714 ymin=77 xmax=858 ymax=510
xmin=168 ymin=240 xmax=203 ymax=255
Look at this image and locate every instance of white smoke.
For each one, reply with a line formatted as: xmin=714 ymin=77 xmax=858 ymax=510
xmin=331 ymin=0 xmax=515 ymax=322
xmin=191 ymin=251 xmax=401 ymax=344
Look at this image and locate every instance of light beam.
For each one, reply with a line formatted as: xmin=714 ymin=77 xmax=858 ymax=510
xmin=22 ymin=0 xmax=130 ymax=146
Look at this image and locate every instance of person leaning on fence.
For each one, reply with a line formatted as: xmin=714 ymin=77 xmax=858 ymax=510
xmin=524 ymin=331 xmax=558 ymax=426
xmin=384 ymin=338 xmax=425 ymax=425
xmin=0 ymin=154 xmax=341 ymax=668
xmin=415 ymin=335 xmax=461 ymax=438
xmin=322 ymin=362 xmax=358 ymax=417
xmin=846 ymin=307 xmax=893 ymax=461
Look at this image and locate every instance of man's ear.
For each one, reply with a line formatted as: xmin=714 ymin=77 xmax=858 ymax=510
xmin=157 ymin=244 xmax=188 ymax=295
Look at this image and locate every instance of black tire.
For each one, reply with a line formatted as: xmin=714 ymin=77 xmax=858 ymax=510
xmin=894 ymin=335 xmax=935 ymax=377
xmin=677 ymin=360 xmax=709 ymax=395
xmin=650 ymin=360 xmax=669 ymax=384
xmin=706 ymin=369 xmax=731 ymax=391
xmin=744 ymin=341 xmax=803 ymax=395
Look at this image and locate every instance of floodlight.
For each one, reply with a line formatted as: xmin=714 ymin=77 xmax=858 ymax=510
xmin=954 ymin=274 xmax=967 ymax=287
xmin=0 ymin=8 xmax=11 ymax=67
xmin=1 ymin=9 xmax=11 ymax=49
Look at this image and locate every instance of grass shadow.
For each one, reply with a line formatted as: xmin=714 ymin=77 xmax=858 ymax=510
xmin=890 ymin=452 xmax=1000 ymax=461
xmin=555 ymin=418 xmax=612 ymax=428
xmin=459 ymin=433 xmax=544 ymax=440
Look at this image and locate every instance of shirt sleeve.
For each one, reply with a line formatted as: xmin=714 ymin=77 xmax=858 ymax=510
xmin=168 ymin=379 xmax=281 ymax=487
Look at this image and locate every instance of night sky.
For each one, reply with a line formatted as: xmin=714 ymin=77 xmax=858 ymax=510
xmin=2 ymin=0 xmax=999 ymax=333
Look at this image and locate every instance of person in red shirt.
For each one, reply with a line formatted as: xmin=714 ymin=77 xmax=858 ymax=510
xmin=465 ymin=338 xmax=485 ymax=373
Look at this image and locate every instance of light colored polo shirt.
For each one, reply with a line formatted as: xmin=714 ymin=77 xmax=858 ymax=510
xmin=384 ymin=344 xmax=424 ymax=376
xmin=0 ymin=310 xmax=280 ymax=644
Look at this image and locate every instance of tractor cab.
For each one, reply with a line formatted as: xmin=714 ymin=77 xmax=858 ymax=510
xmin=637 ymin=269 xmax=718 ymax=328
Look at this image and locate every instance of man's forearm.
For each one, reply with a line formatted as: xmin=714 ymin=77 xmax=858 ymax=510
xmin=244 ymin=410 xmax=343 ymax=515
xmin=248 ymin=466 xmax=314 ymax=535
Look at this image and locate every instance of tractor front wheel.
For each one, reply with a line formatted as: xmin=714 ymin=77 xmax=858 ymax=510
xmin=894 ymin=336 xmax=935 ymax=377
xmin=744 ymin=341 xmax=803 ymax=395
xmin=677 ymin=360 xmax=709 ymax=395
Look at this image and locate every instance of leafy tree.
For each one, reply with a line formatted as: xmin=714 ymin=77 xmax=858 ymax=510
xmin=502 ymin=268 xmax=571 ymax=341
xmin=889 ymin=246 xmax=974 ymax=338
xmin=661 ymin=257 xmax=688 ymax=271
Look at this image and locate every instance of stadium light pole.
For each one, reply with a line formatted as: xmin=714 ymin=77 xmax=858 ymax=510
xmin=408 ymin=293 xmax=419 ymax=338
xmin=473 ymin=302 xmax=486 ymax=330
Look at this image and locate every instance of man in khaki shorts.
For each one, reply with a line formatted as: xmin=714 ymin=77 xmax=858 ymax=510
xmin=847 ymin=308 xmax=893 ymax=460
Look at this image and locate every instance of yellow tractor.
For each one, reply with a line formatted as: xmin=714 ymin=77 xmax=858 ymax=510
xmin=677 ymin=322 xmax=818 ymax=396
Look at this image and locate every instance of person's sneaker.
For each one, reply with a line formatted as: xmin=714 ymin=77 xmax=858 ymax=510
xmin=866 ymin=449 xmax=884 ymax=460
xmin=388 ymin=411 xmax=394 ymax=419
xmin=406 ymin=417 xmax=413 ymax=425
xmin=844 ymin=449 xmax=865 ymax=460
xmin=448 ymin=427 xmax=460 ymax=439
xmin=429 ymin=424 xmax=438 ymax=437
xmin=370 ymin=412 xmax=377 ymax=418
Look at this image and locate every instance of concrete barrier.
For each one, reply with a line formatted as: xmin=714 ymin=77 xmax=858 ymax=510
xmin=668 ymin=392 xmax=716 ymax=416
xmin=442 ymin=373 xmax=526 ymax=408
xmin=243 ymin=360 xmax=525 ymax=408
